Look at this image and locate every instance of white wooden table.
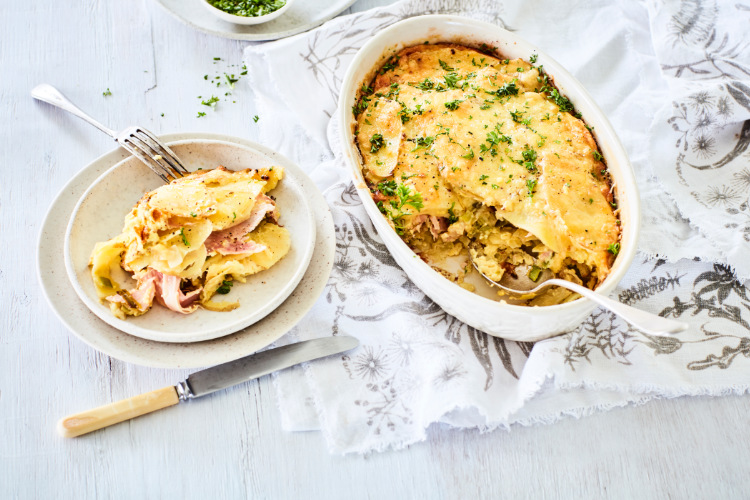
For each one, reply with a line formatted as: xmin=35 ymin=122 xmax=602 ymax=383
xmin=2 ymin=1 xmax=749 ymax=498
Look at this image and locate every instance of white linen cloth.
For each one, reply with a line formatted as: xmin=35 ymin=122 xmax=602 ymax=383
xmin=244 ymin=0 xmax=750 ymax=454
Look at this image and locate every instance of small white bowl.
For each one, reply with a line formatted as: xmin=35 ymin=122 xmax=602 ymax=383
xmin=64 ymin=138 xmax=316 ymax=344
xmin=337 ymin=15 xmax=641 ymax=342
xmin=201 ymin=0 xmax=294 ymax=25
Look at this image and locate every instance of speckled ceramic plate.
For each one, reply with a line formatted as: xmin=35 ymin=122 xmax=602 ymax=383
xmin=154 ymin=0 xmax=356 ymax=41
xmin=64 ymin=139 xmax=316 ymax=343
xmin=38 ymin=133 xmax=335 ymax=368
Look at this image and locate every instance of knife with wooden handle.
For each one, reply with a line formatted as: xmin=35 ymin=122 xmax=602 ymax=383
xmin=57 ymin=336 xmax=359 ymax=438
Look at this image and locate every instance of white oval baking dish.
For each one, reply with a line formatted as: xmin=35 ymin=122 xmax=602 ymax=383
xmin=337 ymin=15 xmax=640 ymax=342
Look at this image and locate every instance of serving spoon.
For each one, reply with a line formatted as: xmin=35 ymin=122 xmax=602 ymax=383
xmin=470 ymin=259 xmax=689 ymax=336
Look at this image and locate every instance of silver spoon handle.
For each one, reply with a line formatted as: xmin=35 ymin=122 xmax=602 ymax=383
xmin=547 ymin=279 xmax=689 ymax=335
xmin=31 ymin=84 xmax=116 ymax=138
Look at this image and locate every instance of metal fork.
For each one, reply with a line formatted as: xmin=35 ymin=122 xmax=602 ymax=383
xmin=31 ymin=84 xmax=189 ymax=183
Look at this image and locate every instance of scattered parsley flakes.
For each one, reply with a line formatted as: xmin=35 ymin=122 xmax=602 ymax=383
xmin=253 ymin=115 xmax=260 ymax=123
xmin=201 ymin=96 xmax=220 ymax=107
xmin=379 ymin=55 xmax=400 ymax=74
xmin=410 ymin=135 xmax=435 ymax=152
xmin=447 ymin=202 xmax=458 ymax=224
xmin=179 ymin=228 xmax=190 ymax=247
xmin=438 ymin=59 xmax=455 ymax=71
xmin=491 ymin=81 xmax=519 ymax=98
xmin=526 ymin=179 xmax=537 ymax=197
xmin=102 ymin=88 xmax=112 ymax=97
xmin=444 ymin=99 xmax=463 ymax=111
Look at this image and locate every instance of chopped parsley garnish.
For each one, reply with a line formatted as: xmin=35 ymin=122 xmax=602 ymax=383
xmin=398 ymin=106 xmax=411 ymax=124
xmin=377 ymin=180 xmax=397 ymax=196
xmin=412 ymin=78 xmax=434 ymax=91
xmin=593 ymin=150 xmax=603 ymax=162
xmin=253 ymin=115 xmax=260 ymax=123
xmin=608 ymin=242 xmax=621 ymax=255
xmin=102 ymin=88 xmax=112 ymax=97
xmin=375 ymin=183 xmax=424 ymax=235
xmin=379 ymin=55 xmax=400 ymax=74
xmin=353 ymin=84 xmax=374 ymax=116
xmin=443 ymin=73 xmax=460 ymax=89
xmin=522 ymin=146 xmax=537 ymax=163
xmin=548 ymin=88 xmax=574 ymax=113
xmin=489 ymin=81 xmax=519 ymax=98
xmin=510 ymin=109 xmax=529 ymax=125
xmin=179 ymin=228 xmax=190 ymax=247
xmin=369 ymin=133 xmax=385 ymax=153
xmin=197 ymin=111 xmax=206 ymax=118
xmin=444 ymin=99 xmax=463 ymax=111
xmin=438 ymin=60 xmax=455 ymax=71
xmin=201 ymin=96 xmax=220 ymax=107
xmin=353 ymin=97 xmax=370 ymax=117
xmin=529 ymin=54 xmax=538 ymax=64
xmin=480 ymin=125 xmax=511 ymax=157
xmin=224 ymin=73 xmax=238 ymax=87
xmin=518 ymin=145 xmax=538 ymax=173
xmin=216 ymin=279 xmax=233 ymax=294
xmin=411 ymin=136 xmax=435 ymax=151
xmin=526 ymin=179 xmax=537 ymax=197
xmin=447 ymin=203 xmax=458 ymax=224
xmin=461 ymin=147 xmax=475 ymax=160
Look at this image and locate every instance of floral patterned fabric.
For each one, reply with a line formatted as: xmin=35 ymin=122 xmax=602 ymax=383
xmin=647 ymin=0 xmax=750 ymax=278
xmin=244 ymin=0 xmax=750 ymax=454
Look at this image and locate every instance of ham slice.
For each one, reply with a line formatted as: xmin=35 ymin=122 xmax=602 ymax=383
xmin=129 ymin=271 xmax=158 ymax=310
xmin=428 ymin=216 xmax=448 ymax=240
xmin=410 ymin=215 xmax=448 ymax=240
xmin=105 ymin=268 xmax=201 ymax=315
xmin=204 ymin=194 xmax=276 ymax=255
xmin=153 ymin=272 xmax=201 ymax=314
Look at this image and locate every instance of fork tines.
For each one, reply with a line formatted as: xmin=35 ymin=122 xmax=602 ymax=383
xmin=119 ymin=128 xmax=190 ymax=183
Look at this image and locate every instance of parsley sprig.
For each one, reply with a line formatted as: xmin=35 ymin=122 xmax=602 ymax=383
xmin=375 ymin=182 xmax=425 ymax=235
xmin=370 ymin=133 xmax=385 ymax=153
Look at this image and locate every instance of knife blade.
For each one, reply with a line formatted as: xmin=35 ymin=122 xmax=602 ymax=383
xmin=177 ymin=335 xmax=358 ymax=399
xmin=57 ymin=336 xmax=359 ymax=438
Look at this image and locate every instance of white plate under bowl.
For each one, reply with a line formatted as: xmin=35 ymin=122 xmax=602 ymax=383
xmin=337 ymin=15 xmax=641 ymax=342
xmin=154 ymin=0 xmax=355 ymax=41
xmin=64 ymin=139 xmax=316 ymax=344
xmin=39 ymin=133 xmax=335 ymax=368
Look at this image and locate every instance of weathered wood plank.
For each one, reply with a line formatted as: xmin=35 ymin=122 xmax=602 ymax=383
xmin=1 ymin=0 xmax=749 ymax=499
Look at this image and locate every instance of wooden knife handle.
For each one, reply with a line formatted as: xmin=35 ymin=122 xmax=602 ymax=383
xmin=57 ymin=386 xmax=180 ymax=438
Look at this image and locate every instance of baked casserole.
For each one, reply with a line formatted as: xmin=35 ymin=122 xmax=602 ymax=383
xmin=353 ymin=43 xmax=621 ymax=305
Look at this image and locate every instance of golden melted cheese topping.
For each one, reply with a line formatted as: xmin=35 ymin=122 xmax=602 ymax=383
xmin=355 ymin=44 xmax=620 ymax=297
